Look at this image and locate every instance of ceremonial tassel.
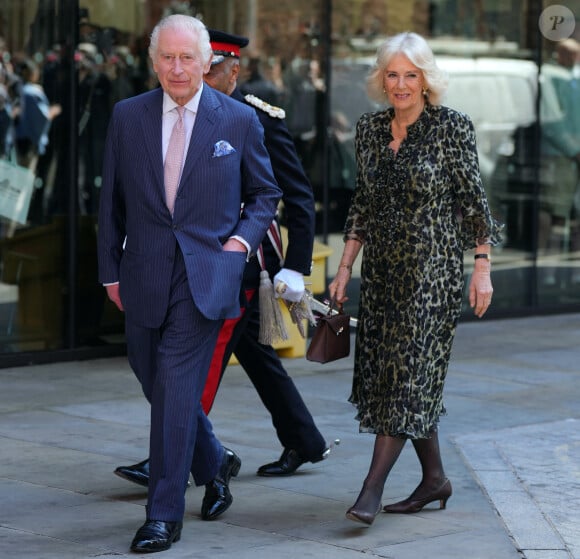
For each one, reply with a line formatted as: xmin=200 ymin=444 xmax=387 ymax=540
xmin=258 ymin=270 xmax=289 ymax=345
xmin=286 ymin=293 xmax=317 ymax=338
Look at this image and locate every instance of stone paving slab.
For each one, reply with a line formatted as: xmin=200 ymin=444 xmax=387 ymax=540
xmin=456 ymin=419 xmax=579 ymax=559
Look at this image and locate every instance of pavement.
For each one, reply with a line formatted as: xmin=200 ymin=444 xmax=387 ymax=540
xmin=0 ymin=312 xmax=578 ymax=559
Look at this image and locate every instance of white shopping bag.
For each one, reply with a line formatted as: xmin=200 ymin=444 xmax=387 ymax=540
xmin=0 ymin=159 xmax=35 ymax=224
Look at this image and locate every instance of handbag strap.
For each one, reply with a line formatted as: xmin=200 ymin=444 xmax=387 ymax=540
xmin=327 ymin=297 xmax=344 ymax=316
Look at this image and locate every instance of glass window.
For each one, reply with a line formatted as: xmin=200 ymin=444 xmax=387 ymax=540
xmin=0 ymin=1 xmax=69 ymax=351
xmin=0 ymin=0 xmax=578 ymax=361
xmin=536 ymin=37 xmax=580 ymax=300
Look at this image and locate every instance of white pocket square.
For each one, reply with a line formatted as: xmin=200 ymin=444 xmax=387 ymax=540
xmin=213 ymin=140 xmax=236 ymax=157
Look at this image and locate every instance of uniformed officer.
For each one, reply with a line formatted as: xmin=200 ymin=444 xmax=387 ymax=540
xmin=114 ymin=29 xmax=329 ymax=492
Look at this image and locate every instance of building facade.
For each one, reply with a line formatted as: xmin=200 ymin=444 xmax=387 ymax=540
xmin=0 ymin=0 xmax=578 ymax=365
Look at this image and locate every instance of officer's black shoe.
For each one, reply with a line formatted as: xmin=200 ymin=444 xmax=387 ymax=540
xmin=257 ymin=447 xmax=330 ymax=476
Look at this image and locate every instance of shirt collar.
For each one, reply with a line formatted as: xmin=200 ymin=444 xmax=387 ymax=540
xmin=162 ymin=82 xmax=204 ymax=115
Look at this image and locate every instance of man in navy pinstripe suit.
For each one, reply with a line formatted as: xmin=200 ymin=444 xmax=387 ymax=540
xmin=113 ymin=31 xmax=330 ymax=492
xmin=97 ymin=15 xmax=281 ymax=553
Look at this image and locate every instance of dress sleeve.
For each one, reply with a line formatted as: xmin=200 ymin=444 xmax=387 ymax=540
xmin=343 ymin=114 xmax=372 ymax=244
xmin=448 ymin=111 xmax=503 ymax=248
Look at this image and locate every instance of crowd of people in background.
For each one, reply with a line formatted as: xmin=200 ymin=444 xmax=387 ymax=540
xmin=0 ymin=33 xmax=329 ymax=229
xmin=0 ymin=37 xmax=149 ymax=226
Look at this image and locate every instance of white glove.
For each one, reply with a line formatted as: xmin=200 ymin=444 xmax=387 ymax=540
xmin=273 ymin=268 xmax=305 ymax=302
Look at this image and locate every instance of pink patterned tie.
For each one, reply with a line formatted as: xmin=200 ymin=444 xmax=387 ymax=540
xmin=164 ymin=106 xmax=186 ymax=215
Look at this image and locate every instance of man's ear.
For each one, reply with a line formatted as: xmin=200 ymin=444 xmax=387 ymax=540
xmin=230 ymin=61 xmax=240 ymax=84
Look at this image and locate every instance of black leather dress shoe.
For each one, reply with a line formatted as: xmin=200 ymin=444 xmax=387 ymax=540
xmin=114 ymin=458 xmax=191 ymax=488
xmin=257 ymin=447 xmax=330 ymax=476
xmin=201 ymin=447 xmax=241 ymax=521
xmin=115 ymin=459 xmax=150 ymax=488
xmin=130 ymin=520 xmax=182 ymax=553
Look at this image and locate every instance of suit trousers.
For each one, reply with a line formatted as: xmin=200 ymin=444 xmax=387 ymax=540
xmin=126 ymin=249 xmax=224 ymax=521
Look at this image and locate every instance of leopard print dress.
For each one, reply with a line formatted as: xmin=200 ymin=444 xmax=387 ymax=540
xmin=344 ymin=104 xmax=502 ymax=438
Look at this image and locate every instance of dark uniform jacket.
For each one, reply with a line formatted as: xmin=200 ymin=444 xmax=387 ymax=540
xmin=232 ymin=87 xmax=315 ymax=288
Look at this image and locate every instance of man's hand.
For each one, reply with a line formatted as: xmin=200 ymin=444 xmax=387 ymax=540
xmin=222 ymin=238 xmax=247 ymax=253
xmin=106 ymin=283 xmax=124 ymax=311
xmin=273 ymin=268 xmax=305 ymax=302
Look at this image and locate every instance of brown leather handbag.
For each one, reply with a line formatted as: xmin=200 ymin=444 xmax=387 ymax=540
xmin=306 ymin=300 xmax=351 ymax=363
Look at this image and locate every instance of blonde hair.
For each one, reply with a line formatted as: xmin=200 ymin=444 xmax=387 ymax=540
xmin=367 ymin=32 xmax=448 ymax=106
xmin=149 ymin=14 xmax=212 ymax=66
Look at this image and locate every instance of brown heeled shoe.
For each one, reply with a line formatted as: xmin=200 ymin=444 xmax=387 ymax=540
xmin=345 ymin=502 xmax=382 ymax=525
xmin=383 ymin=478 xmax=452 ymax=514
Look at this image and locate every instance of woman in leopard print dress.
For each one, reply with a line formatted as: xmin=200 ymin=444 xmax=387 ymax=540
xmin=328 ymin=32 xmax=502 ymax=526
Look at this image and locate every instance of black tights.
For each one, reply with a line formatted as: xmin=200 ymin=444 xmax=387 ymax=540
xmin=351 ymin=434 xmax=406 ymax=514
xmin=409 ymin=429 xmax=447 ymax=497
xmin=351 ymin=429 xmax=445 ymax=512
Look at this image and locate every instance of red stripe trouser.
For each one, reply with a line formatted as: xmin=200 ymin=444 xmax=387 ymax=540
xmin=201 ymin=288 xmax=256 ymax=414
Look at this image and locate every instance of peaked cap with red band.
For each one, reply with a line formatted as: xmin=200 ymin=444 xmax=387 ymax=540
xmin=207 ymin=29 xmax=249 ymax=65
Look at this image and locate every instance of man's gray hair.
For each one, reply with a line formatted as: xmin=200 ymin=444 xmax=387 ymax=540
xmin=149 ymin=14 xmax=212 ymax=65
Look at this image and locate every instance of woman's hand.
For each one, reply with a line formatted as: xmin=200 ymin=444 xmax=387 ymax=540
xmin=469 ymin=261 xmax=493 ymax=318
xmin=328 ymin=266 xmax=351 ymax=304
xmin=329 ymin=240 xmax=362 ymax=304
